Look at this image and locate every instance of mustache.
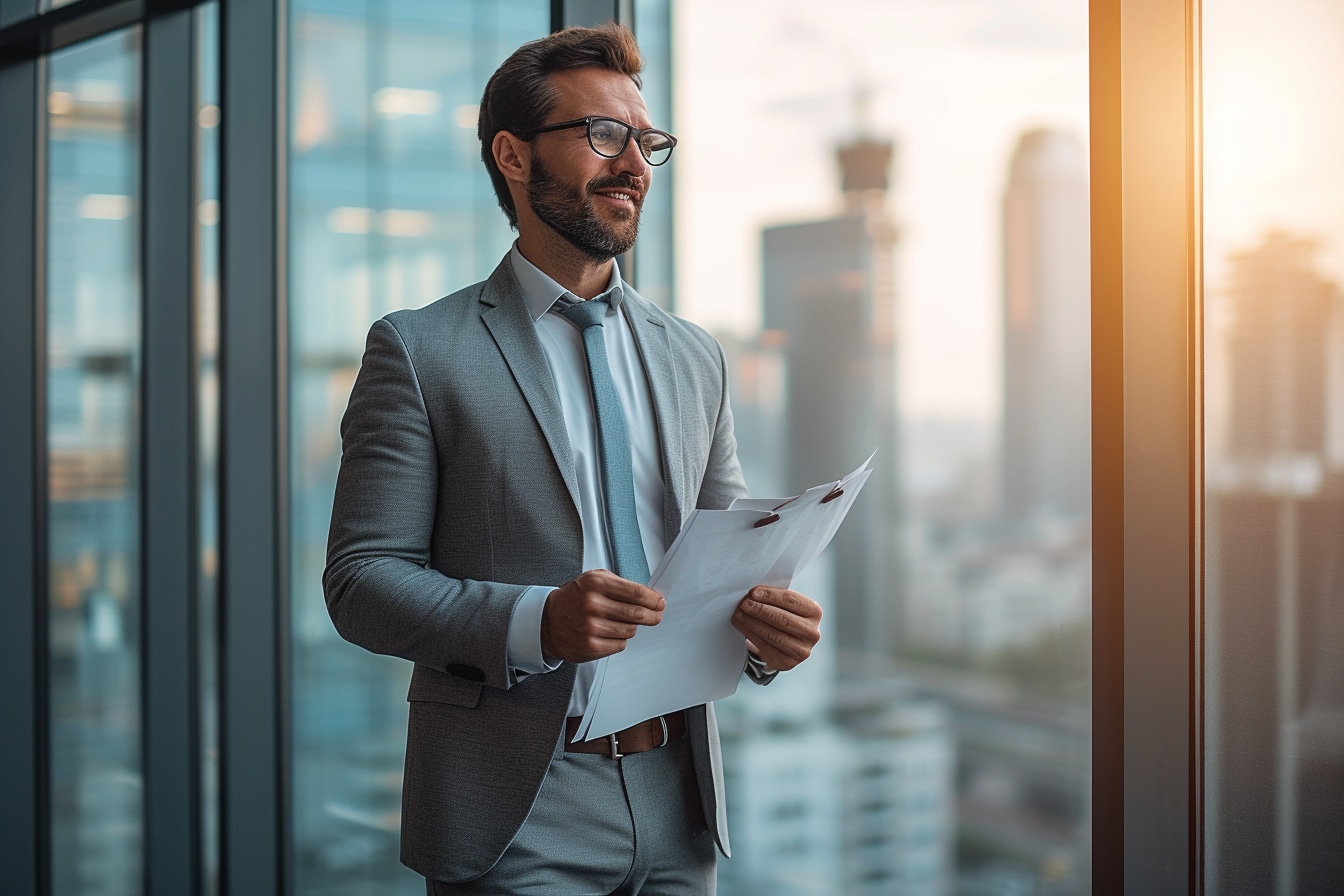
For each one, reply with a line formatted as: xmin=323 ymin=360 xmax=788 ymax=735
xmin=588 ymin=174 xmax=644 ymax=196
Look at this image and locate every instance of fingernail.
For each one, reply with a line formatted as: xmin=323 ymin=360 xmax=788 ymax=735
xmin=753 ymin=588 xmax=766 ymax=599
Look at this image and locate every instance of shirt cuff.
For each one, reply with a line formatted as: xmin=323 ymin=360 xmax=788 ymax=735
xmin=508 ymin=585 xmax=563 ymax=676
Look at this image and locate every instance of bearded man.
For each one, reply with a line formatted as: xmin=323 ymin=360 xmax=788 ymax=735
xmin=324 ymin=23 xmax=822 ymax=895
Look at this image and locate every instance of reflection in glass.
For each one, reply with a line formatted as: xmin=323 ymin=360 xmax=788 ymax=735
xmin=633 ymin=0 xmax=673 ymax=308
xmin=676 ymin=1 xmax=1091 ymax=892
xmin=1203 ymin=2 xmax=1344 ymax=892
xmin=287 ymin=2 xmax=548 ymax=892
xmin=195 ymin=3 xmax=222 ymax=894
xmin=46 ymin=27 xmax=144 ymax=896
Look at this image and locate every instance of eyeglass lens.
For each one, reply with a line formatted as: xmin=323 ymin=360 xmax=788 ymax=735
xmin=588 ymin=118 xmax=674 ymax=165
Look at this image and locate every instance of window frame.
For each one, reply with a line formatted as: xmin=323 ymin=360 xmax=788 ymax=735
xmin=0 ymin=0 xmax=1212 ymax=892
xmin=1090 ymin=0 xmax=1204 ymax=892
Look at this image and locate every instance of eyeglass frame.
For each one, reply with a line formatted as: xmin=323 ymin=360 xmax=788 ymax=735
xmin=521 ymin=116 xmax=678 ymax=166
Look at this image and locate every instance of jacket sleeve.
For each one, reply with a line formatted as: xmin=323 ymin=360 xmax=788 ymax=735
xmin=323 ymin=317 xmax=526 ymax=691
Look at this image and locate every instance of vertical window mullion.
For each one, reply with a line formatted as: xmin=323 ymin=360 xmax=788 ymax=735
xmin=1092 ymin=0 xmax=1203 ymax=893
xmin=219 ymin=0 xmax=285 ymax=892
xmin=142 ymin=7 xmax=200 ymax=895
xmin=0 ymin=51 xmax=45 ymax=896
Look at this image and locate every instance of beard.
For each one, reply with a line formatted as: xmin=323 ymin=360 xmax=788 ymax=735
xmin=526 ymin=156 xmax=643 ymax=262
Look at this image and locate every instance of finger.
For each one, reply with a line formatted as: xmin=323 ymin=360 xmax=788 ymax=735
xmin=588 ymin=599 xmax=661 ymax=634
xmin=605 ymin=578 xmax=666 ymax=610
xmin=732 ymin=610 xmax=812 ymax=651
xmin=745 ymin=586 xmax=822 ymax=617
xmin=737 ymin=594 xmax=822 ymax=640
xmin=590 ymin=594 xmax=663 ymax=627
xmin=730 ymin=612 xmax=814 ymax=666
xmin=580 ymin=570 xmax=666 ymax=610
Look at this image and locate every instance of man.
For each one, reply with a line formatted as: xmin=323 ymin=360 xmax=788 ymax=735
xmin=324 ymin=23 xmax=822 ymax=895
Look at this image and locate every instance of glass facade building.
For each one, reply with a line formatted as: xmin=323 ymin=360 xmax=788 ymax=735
xmin=2 ymin=1 xmax=1342 ymax=894
xmin=45 ymin=27 xmax=145 ymax=896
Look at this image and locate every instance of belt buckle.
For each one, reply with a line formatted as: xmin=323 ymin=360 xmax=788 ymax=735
xmin=606 ymin=716 xmax=671 ymax=759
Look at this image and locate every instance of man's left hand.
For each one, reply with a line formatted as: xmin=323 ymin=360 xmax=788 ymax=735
xmin=731 ymin=586 xmax=822 ymax=672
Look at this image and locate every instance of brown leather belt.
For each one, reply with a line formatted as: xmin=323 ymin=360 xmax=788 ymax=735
xmin=564 ymin=710 xmax=687 ymax=759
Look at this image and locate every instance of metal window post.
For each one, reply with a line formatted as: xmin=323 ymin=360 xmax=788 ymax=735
xmin=142 ymin=6 xmax=202 ymax=894
xmin=1090 ymin=0 xmax=1203 ymax=893
xmin=0 ymin=37 xmax=45 ymax=896
xmin=219 ymin=0 xmax=287 ymax=893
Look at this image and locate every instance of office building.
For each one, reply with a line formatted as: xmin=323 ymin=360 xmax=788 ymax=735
xmin=761 ymin=133 xmax=903 ymax=665
xmin=1001 ymin=129 xmax=1091 ymax=520
xmin=718 ymin=557 xmax=954 ymax=896
xmin=1205 ymin=232 xmax=1344 ymax=894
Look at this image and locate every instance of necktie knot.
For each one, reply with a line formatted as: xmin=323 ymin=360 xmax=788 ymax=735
xmin=558 ymin=295 xmax=611 ymax=331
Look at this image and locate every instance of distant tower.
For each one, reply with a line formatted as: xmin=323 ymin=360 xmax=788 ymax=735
xmin=1206 ymin=232 xmax=1344 ymax=895
xmin=761 ymin=127 xmax=902 ymax=666
xmin=1001 ymin=129 xmax=1091 ymax=521
xmin=1223 ymin=233 xmax=1344 ymax=462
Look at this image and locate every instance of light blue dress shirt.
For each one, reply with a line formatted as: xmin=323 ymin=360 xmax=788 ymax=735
xmin=505 ymin=244 xmax=669 ymax=717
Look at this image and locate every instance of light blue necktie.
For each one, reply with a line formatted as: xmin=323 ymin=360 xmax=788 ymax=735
xmin=557 ymin=294 xmax=652 ymax=585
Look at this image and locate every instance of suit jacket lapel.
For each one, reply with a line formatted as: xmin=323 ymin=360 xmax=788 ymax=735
xmin=477 ymin=259 xmax=582 ymax=517
xmin=622 ymin=290 xmax=687 ymax=547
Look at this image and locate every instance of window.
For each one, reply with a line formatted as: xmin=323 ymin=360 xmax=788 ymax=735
xmin=284 ymin=3 xmax=561 ymax=892
xmin=678 ymin=2 xmax=1091 ymax=891
xmin=44 ymin=27 xmax=145 ymax=896
xmin=1203 ymin=1 xmax=1344 ymax=891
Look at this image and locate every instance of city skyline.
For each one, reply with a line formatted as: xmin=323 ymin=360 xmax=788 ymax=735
xmin=675 ymin=0 xmax=1089 ymax=422
xmin=1000 ymin=129 xmax=1090 ymax=520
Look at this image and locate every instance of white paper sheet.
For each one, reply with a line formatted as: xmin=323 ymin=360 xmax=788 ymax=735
xmin=573 ymin=453 xmax=876 ymax=741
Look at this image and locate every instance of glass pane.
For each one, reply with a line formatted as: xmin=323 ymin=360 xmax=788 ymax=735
xmin=287 ymin=2 xmax=548 ymax=893
xmin=633 ymin=0 xmax=673 ymax=308
xmin=195 ymin=3 xmax=222 ymax=894
xmin=674 ymin=1 xmax=1091 ymax=892
xmin=45 ymin=27 xmax=144 ymax=896
xmin=1203 ymin=1 xmax=1344 ymax=892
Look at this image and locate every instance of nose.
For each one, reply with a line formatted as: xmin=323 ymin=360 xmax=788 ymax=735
xmin=611 ymin=133 xmax=650 ymax=178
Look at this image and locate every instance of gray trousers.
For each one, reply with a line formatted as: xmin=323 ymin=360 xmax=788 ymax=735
xmin=426 ymin=738 xmax=717 ymax=896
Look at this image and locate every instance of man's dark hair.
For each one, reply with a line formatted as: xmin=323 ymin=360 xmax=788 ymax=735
xmin=478 ymin=23 xmax=644 ymax=229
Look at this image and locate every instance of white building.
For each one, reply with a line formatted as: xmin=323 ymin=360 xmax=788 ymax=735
xmin=717 ymin=558 xmax=956 ymax=895
xmin=903 ymin=522 xmax=1091 ymax=659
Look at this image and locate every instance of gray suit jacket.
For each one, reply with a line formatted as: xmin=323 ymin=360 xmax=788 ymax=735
xmin=324 ymin=255 xmax=748 ymax=883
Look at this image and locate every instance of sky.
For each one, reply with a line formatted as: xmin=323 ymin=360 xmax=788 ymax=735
xmin=1201 ymin=0 xmax=1344 ymax=461
xmin=1202 ymin=0 xmax=1344 ymax=290
xmin=671 ymin=0 xmax=1090 ymax=422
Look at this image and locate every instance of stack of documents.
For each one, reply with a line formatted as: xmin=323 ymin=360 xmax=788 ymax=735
xmin=572 ymin=453 xmax=876 ymax=741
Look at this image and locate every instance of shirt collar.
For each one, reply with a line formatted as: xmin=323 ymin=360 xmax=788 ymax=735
xmin=509 ymin=243 xmax=626 ymax=322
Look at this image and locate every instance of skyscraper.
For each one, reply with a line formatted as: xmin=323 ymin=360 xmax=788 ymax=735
xmin=761 ymin=134 xmax=901 ymax=664
xmin=1001 ymin=129 xmax=1091 ymax=521
xmin=1206 ymin=232 xmax=1344 ymax=895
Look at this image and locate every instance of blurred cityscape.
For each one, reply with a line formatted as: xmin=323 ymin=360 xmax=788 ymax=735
xmin=32 ymin=2 xmax=1344 ymax=896
xmin=715 ymin=125 xmax=1091 ymax=896
xmin=1203 ymin=232 xmax=1344 ymax=895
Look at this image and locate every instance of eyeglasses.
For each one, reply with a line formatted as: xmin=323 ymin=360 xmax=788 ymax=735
xmin=524 ymin=116 xmax=677 ymax=166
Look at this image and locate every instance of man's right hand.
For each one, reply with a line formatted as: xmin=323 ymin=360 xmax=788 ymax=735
xmin=541 ymin=569 xmax=665 ymax=664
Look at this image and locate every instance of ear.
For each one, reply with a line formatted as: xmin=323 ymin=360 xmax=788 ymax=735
xmin=493 ymin=131 xmax=530 ymax=186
